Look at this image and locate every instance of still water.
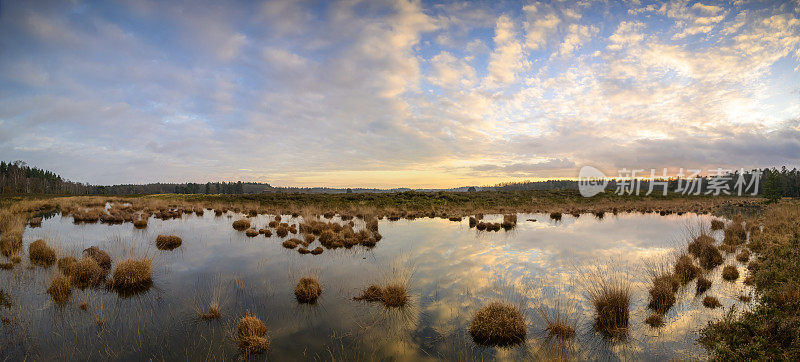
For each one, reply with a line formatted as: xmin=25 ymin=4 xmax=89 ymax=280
xmin=1 ymin=211 xmax=753 ymax=360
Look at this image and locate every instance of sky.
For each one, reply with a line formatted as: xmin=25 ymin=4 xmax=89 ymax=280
xmin=1 ymin=0 xmax=799 ymax=188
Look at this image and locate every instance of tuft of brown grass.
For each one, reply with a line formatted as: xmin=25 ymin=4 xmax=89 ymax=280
xmin=109 ymin=258 xmax=152 ymax=291
xmin=469 ymin=301 xmax=527 ymax=346
xmin=354 ymin=285 xmax=384 ymax=302
xmin=47 ymin=273 xmax=72 ymax=304
xmin=294 ymin=276 xmax=322 ymax=304
xmin=29 ymin=239 xmax=56 ymax=267
xmin=723 ymin=222 xmax=747 ymax=245
xmin=696 ymin=274 xmax=712 ymax=295
xmin=710 ymin=219 xmax=725 ymax=230
xmin=645 ymin=313 xmax=664 ymax=328
xmin=244 ymin=228 xmax=259 ymax=237
xmin=688 ymin=234 xmax=723 ymax=270
xmin=648 ymin=272 xmax=679 ymax=314
xmin=57 ymin=256 xmax=77 ymax=274
xmin=310 ymin=247 xmax=323 ymax=255
xmin=237 ymin=315 xmax=269 ymax=354
xmin=381 ymin=283 xmax=409 ymax=308
xmin=721 ymin=265 xmax=740 ymax=281
xmin=736 ymin=249 xmax=750 ymax=263
xmin=550 ymin=212 xmax=562 ymax=221
xmin=199 ymin=303 xmax=221 ymax=320
xmin=232 ymin=219 xmax=250 ymax=231
xmin=586 ymin=273 xmax=630 ymax=338
xmin=703 ymin=296 xmax=722 ymax=308
xmin=155 ymin=235 xmax=182 ymax=250
xmin=69 ymin=257 xmax=104 ymax=287
xmin=83 ymin=246 xmax=111 ymax=270
xmin=133 ymin=219 xmax=147 ymax=229
xmin=282 ymin=239 xmax=299 ymax=249
xmin=674 ymin=254 xmax=699 ymax=284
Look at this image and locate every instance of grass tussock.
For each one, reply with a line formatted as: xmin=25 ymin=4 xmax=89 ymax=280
xmin=736 ymin=249 xmax=750 ymax=263
xmin=469 ymin=301 xmax=527 ymax=346
xmin=83 ymin=246 xmax=111 ymax=270
xmin=722 ymin=265 xmax=740 ymax=281
xmin=232 ymin=219 xmax=250 ymax=231
xmin=703 ymin=296 xmax=722 ymax=308
xmin=199 ymin=303 xmax=221 ymax=320
xmin=47 ymin=273 xmax=72 ymax=304
xmin=585 ymin=271 xmax=631 ymax=338
xmin=237 ymin=315 xmax=269 ymax=354
xmin=155 ymin=235 xmax=182 ymax=250
xmin=133 ymin=219 xmax=147 ymax=229
xmin=282 ymin=239 xmax=299 ymax=249
xmin=550 ymin=212 xmax=562 ymax=221
xmin=647 ymin=271 xmax=679 ymax=314
xmin=723 ymin=222 xmax=747 ymax=245
xmin=353 ymin=283 xmax=409 ymax=308
xmin=696 ymin=274 xmax=712 ymax=295
xmin=29 ymin=239 xmax=56 ymax=267
xmin=294 ymin=277 xmax=322 ymax=304
xmin=109 ymin=258 xmax=152 ymax=292
xmin=244 ymin=228 xmax=259 ymax=237
xmin=57 ymin=256 xmax=77 ymax=274
xmin=645 ymin=313 xmax=664 ymax=328
xmin=69 ymin=257 xmax=104 ymax=287
xmin=710 ymin=219 xmax=725 ymax=230
xmin=537 ymin=303 xmax=577 ymax=341
xmin=688 ymin=234 xmax=723 ymax=270
xmin=674 ymin=253 xmax=699 ymax=284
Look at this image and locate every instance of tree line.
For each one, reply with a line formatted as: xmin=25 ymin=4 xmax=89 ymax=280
xmin=2 ymin=160 xmax=799 ymax=199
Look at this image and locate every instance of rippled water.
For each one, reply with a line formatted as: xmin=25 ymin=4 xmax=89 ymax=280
xmin=1 ymin=211 xmax=754 ymax=360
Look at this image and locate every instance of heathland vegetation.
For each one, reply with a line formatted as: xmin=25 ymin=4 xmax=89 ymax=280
xmin=1 ymin=162 xmax=798 ymax=359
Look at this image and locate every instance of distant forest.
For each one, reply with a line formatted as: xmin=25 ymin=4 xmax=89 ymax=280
xmin=2 ymin=160 xmax=799 ymax=198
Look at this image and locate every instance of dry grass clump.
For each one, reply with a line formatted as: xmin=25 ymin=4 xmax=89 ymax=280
xmin=133 ymin=219 xmax=147 ymax=229
xmin=721 ymin=265 xmax=740 ymax=281
xmin=674 ymin=254 xmax=699 ymax=284
xmin=688 ymin=234 xmax=723 ymax=270
xmin=718 ymin=243 xmax=737 ymax=254
xmin=282 ymin=239 xmax=299 ymax=249
xmin=244 ymin=228 xmax=259 ymax=237
xmin=696 ymin=274 xmax=712 ymax=295
xmin=586 ymin=273 xmax=630 ymax=338
xmin=29 ymin=239 xmax=56 ymax=267
xmin=109 ymin=258 xmax=152 ymax=292
xmin=381 ymin=283 xmax=409 ymax=308
xmin=645 ymin=313 xmax=664 ymax=328
xmin=57 ymin=256 xmax=77 ymax=274
xmin=69 ymin=257 xmax=104 ymax=287
xmin=353 ymin=283 xmax=408 ymax=308
xmin=155 ymin=235 xmax=182 ymax=250
xmin=310 ymin=246 xmax=323 ymax=255
xmin=199 ymin=303 xmax=221 ymax=320
xmin=710 ymin=219 xmax=725 ymax=230
xmin=232 ymin=219 xmax=250 ymax=231
xmin=0 ymin=262 xmax=12 ymax=270
xmin=648 ymin=272 xmax=679 ymax=314
xmin=537 ymin=303 xmax=577 ymax=341
xmin=47 ymin=273 xmax=72 ymax=304
xmin=723 ymin=222 xmax=747 ymax=245
xmin=28 ymin=217 xmax=42 ymax=227
xmin=736 ymin=249 xmax=750 ymax=263
xmin=738 ymin=294 xmax=752 ymax=303
xmin=468 ymin=216 xmax=477 ymax=228
xmin=354 ymin=285 xmax=384 ymax=302
xmin=747 ymin=260 xmax=760 ymax=272
xmin=83 ymin=246 xmax=111 ymax=270
xmin=703 ymin=296 xmax=722 ymax=308
xmin=275 ymin=225 xmax=289 ymax=238
xmin=294 ymin=277 xmax=322 ymax=304
xmin=469 ymin=301 xmax=527 ymax=346
xmin=237 ymin=315 xmax=269 ymax=354
xmin=550 ymin=212 xmax=562 ymax=221
xmin=501 ymin=214 xmax=517 ymax=230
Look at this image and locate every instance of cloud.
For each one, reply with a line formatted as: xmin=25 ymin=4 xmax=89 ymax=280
xmin=0 ymin=0 xmax=797 ymax=187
